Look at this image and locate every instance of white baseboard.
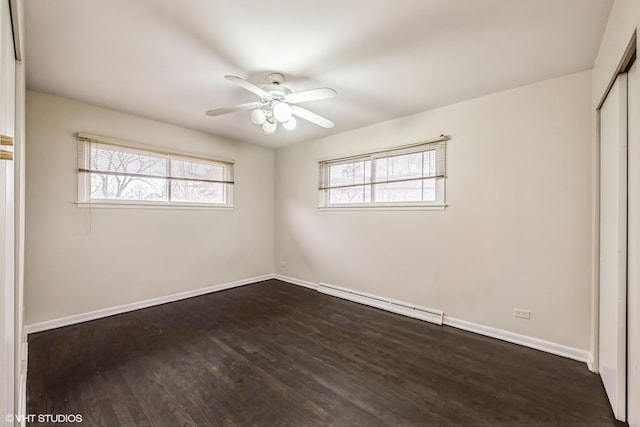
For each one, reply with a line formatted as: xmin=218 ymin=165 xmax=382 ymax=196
xmin=24 ymin=273 xmax=592 ymax=367
xmin=442 ymin=316 xmax=591 ymax=364
xmin=24 ymin=274 xmax=274 ymax=334
xmin=275 ymin=275 xmax=591 ymax=366
xmin=273 ymin=274 xmax=317 ymax=290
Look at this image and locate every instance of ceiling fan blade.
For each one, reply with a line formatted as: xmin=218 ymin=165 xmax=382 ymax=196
xmin=291 ymin=105 xmax=334 ymax=128
xmin=206 ymin=102 xmax=262 ymax=116
xmin=286 ymin=88 xmax=337 ymax=104
xmin=225 ymin=75 xmax=269 ymax=98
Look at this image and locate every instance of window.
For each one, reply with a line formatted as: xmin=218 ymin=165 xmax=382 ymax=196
xmin=77 ymin=133 xmax=234 ymax=207
xmin=319 ymin=138 xmax=447 ymax=208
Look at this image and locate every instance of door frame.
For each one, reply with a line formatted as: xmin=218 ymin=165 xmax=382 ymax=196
xmin=1 ymin=0 xmax=23 ymax=421
xmin=592 ymin=31 xmax=637 ymax=375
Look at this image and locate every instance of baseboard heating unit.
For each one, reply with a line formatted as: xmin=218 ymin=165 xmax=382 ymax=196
xmin=317 ymin=282 xmax=444 ymax=325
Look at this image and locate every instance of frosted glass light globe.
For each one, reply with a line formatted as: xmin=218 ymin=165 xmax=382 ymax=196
xmin=282 ymin=116 xmax=297 ymax=130
xmin=251 ymin=108 xmax=266 ymax=125
xmin=272 ymin=102 xmax=292 ymax=123
xmin=262 ymin=120 xmax=277 ymax=135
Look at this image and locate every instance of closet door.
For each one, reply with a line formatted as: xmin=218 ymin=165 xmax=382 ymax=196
xmin=599 ymin=72 xmax=627 ymax=422
xmin=626 ymin=59 xmax=639 ymax=427
xmin=0 ymin=0 xmax=15 ymax=418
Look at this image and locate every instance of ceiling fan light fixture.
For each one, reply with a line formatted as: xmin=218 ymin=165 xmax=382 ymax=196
xmin=273 ymin=101 xmax=292 ymax=123
xmin=262 ymin=120 xmax=277 ymax=135
xmin=250 ymin=108 xmax=266 ymax=125
xmin=282 ymin=116 xmax=297 ymax=130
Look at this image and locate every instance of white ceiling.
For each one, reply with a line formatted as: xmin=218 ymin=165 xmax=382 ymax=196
xmin=25 ymin=0 xmax=613 ymax=148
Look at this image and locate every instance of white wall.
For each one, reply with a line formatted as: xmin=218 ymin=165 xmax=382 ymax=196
xmin=275 ymin=70 xmax=593 ymax=351
xmin=24 ymin=91 xmax=274 ymax=325
xmin=592 ymin=1 xmax=640 ymax=425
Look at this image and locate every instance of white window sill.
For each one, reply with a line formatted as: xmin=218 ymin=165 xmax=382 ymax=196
xmin=75 ymin=201 xmax=234 ymax=210
xmin=318 ymin=204 xmax=447 ymax=211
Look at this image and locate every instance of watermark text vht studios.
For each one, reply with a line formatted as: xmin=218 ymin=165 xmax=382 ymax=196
xmin=6 ymin=413 xmax=83 ymax=423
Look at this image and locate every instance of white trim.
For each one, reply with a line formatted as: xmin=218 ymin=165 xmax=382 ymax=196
xmin=442 ymin=316 xmax=591 ymax=365
xmin=276 ymin=275 xmax=591 ymax=366
xmin=17 ymin=371 xmax=25 ymax=427
xmin=24 ymin=274 xmax=273 ymax=334
xmin=75 ymin=202 xmax=234 ymax=210
xmin=318 ymin=205 xmax=447 ymax=211
xmin=273 ymin=274 xmax=317 ymax=290
xmin=587 ymin=354 xmax=595 ymax=372
xmin=17 ymin=339 xmax=26 ymax=427
xmin=591 ymin=107 xmax=601 ymax=374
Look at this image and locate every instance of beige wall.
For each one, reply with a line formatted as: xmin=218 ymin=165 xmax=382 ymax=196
xmin=592 ymin=1 xmax=640 ymax=425
xmin=25 ymin=91 xmax=274 ymax=325
xmin=26 ymin=72 xmax=596 ymax=353
xmin=275 ymin=70 xmax=593 ymax=351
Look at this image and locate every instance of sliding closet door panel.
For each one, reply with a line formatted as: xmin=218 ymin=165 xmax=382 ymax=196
xmin=599 ymin=73 xmax=627 ymax=421
xmin=0 ymin=0 xmax=15 ymax=418
xmin=627 ymin=59 xmax=639 ymax=427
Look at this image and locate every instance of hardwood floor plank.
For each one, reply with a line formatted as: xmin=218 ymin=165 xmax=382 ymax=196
xmin=28 ymin=280 xmax=623 ymax=426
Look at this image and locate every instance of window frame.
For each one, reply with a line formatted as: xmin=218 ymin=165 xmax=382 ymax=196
xmin=76 ymin=133 xmax=234 ymax=209
xmin=318 ymin=137 xmax=447 ymax=210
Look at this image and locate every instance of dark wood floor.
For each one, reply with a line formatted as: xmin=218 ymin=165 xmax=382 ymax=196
xmin=28 ymin=279 xmax=622 ymax=426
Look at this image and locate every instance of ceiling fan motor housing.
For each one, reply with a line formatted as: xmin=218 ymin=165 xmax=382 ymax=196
xmin=256 ymin=74 xmax=294 ymax=128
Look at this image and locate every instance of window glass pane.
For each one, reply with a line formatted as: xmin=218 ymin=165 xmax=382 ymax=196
xmin=171 ymin=158 xmax=225 ymax=180
xmin=423 ymin=150 xmax=436 ymax=177
xmin=327 ymin=160 xmax=371 ymax=204
xmin=375 ymin=152 xmax=423 ymax=182
xmin=91 ymin=144 xmax=167 ymax=176
xmin=374 ymin=180 xmax=423 ymax=202
xmin=329 ymin=160 xmax=370 ymax=187
xmin=171 ymin=181 xmax=226 ymax=204
xmin=328 ymin=186 xmax=371 ymax=204
xmin=170 ymin=157 xmax=228 ymax=204
xmin=423 ymin=178 xmax=436 ymax=202
xmin=90 ymin=173 xmax=167 ymax=201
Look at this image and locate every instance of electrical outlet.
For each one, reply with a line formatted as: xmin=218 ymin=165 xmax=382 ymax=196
xmin=513 ymin=309 xmax=531 ymax=320
xmin=279 ymin=261 xmax=286 ymax=268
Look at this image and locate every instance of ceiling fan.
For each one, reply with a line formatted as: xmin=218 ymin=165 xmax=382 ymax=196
xmin=206 ymin=73 xmax=336 ymax=135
